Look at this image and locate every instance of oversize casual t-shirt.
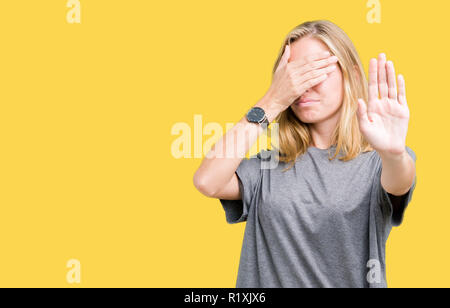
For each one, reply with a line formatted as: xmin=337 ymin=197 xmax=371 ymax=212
xmin=219 ymin=145 xmax=417 ymax=288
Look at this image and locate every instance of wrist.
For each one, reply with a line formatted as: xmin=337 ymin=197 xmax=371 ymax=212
xmin=254 ymin=94 xmax=285 ymax=123
xmin=239 ymin=113 xmax=265 ymax=134
xmin=378 ymin=148 xmax=408 ymax=164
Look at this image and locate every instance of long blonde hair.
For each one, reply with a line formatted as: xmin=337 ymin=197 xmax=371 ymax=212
xmin=270 ymin=20 xmax=373 ymax=170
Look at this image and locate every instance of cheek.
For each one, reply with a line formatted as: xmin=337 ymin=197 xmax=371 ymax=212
xmin=317 ymin=70 xmax=343 ymax=102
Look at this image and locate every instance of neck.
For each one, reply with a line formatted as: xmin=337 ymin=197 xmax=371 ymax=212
xmin=309 ymin=112 xmax=340 ymax=149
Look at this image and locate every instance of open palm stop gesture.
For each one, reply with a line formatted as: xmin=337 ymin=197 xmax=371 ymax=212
xmin=357 ymin=53 xmax=410 ymax=156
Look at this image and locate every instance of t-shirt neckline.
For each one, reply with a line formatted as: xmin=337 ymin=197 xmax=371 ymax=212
xmin=308 ymin=144 xmax=337 ymax=152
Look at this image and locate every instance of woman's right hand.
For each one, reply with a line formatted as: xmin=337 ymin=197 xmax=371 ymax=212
xmin=265 ymin=44 xmax=339 ymax=110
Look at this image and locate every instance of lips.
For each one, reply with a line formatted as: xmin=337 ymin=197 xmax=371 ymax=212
xmin=295 ymin=97 xmax=320 ymax=104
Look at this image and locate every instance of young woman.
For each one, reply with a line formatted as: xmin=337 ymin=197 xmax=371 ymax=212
xmin=193 ymin=20 xmax=417 ymax=288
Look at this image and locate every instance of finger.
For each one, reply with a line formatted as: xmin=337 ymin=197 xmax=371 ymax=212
xmin=292 ymin=55 xmax=339 ymax=77
xmin=289 ymin=50 xmax=332 ymax=69
xmin=357 ymin=98 xmax=371 ymax=124
xmin=295 ymin=63 xmax=337 ymax=83
xmin=275 ymin=44 xmax=291 ymax=73
xmin=386 ymin=60 xmax=397 ymax=100
xmin=298 ymin=73 xmax=329 ymax=93
xmin=378 ymin=53 xmax=388 ymax=98
xmin=368 ymin=58 xmax=378 ymax=102
xmin=397 ymin=74 xmax=407 ymax=105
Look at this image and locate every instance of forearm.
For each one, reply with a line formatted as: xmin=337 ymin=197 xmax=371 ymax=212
xmin=193 ymin=94 xmax=283 ymax=196
xmin=379 ymin=149 xmax=416 ymax=196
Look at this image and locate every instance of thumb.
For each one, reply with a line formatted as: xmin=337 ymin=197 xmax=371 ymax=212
xmin=276 ymin=44 xmax=290 ymax=72
xmin=357 ymin=99 xmax=370 ymax=124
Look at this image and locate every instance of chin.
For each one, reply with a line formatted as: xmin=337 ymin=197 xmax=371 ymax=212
xmin=298 ymin=117 xmax=319 ymax=124
xmin=293 ymin=114 xmax=318 ymax=124
xmin=290 ymin=108 xmax=318 ymax=123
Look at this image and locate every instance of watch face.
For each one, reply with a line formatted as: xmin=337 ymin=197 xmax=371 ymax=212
xmin=247 ymin=107 xmax=265 ymax=123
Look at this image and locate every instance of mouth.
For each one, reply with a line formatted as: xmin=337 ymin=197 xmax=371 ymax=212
xmin=294 ymin=98 xmax=321 ymax=106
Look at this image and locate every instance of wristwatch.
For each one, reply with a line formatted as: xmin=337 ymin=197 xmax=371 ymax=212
xmin=246 ymin=107 xmax=270 ymax=127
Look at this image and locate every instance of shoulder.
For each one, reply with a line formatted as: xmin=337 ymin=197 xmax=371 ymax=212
xmin=253 ymin=149 xmax=276 ymax=161
xmin=240 ymin=149 xmax=283 ymax=173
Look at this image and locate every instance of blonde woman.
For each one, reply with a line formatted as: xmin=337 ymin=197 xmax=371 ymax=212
xmin=193 ymin=20 xmax=417 ymax=288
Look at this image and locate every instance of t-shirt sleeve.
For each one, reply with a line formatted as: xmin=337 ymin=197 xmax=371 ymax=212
xmin=219 ymin=153 xmax=263 ymax=224
xmin=375 ymin=146 xmax=417 ymax=227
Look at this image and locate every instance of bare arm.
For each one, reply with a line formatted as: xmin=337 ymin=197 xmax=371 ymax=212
xmin=379 ymin=150 xmax=416 ymax=196
xmin=356 ymin=53 xmax=416 ymax=198
xmin=193 ymin=45 xmax=338 ymax=199
xmin=193 ymin=94 xmax=282 ymax=199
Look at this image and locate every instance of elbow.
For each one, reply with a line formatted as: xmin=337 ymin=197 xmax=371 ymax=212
xmin=193 ymin=171 xmax=217 ymax=198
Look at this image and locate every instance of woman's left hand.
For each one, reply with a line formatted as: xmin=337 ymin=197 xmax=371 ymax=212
xmin=356 ymin=53 xmax=410 ymax=156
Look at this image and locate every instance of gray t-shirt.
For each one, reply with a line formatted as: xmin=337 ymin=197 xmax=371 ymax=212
xmin=219 ymin=145 xmax=417 ymax=288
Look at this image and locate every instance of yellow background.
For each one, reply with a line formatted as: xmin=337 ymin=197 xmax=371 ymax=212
xmin=0 ymin=0 xmax=446 ymax=287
